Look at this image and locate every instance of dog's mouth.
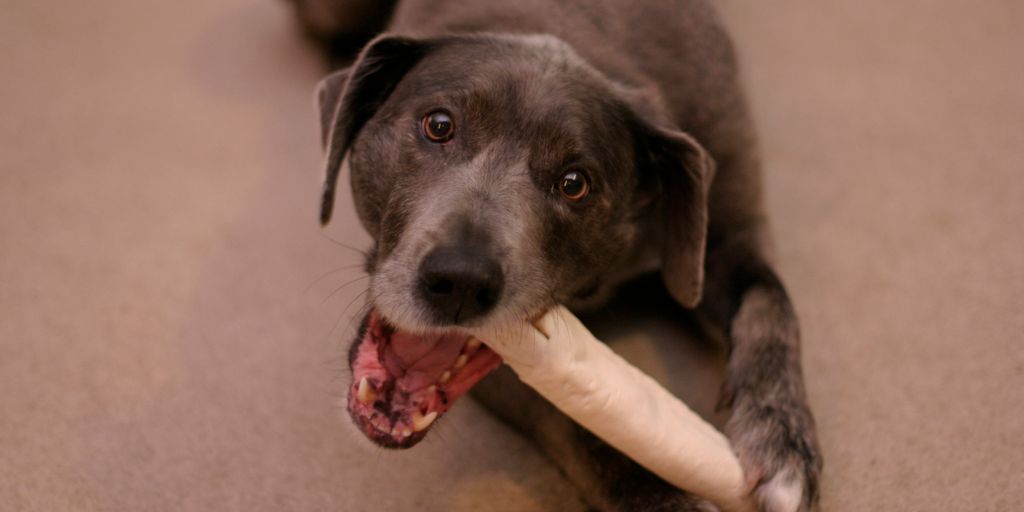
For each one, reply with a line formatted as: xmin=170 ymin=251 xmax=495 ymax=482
xmin=347 ymin=309 xmax=503 ymax=448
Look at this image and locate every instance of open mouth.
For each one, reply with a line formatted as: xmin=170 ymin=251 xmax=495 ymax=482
xmin=347 ymin=309 xmax=503 ymax=448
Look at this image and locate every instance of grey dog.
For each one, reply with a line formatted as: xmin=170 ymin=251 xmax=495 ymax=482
xmin=294 ymin=0 xmax=822 ymax=510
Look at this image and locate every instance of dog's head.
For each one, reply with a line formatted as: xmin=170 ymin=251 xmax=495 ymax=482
xmin=317 ymin=34 xmax=714 ymax=447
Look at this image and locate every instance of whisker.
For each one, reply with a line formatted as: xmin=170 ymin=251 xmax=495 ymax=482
xmin=322 ymin=274 xmax=370 ymax=305
xmin=303 ymin=263 xmax=366 ymax=293
xmin=318 ymin=231 xmax=370 ymax=257
xmin=430 ymin=417 xmax=451 ymax=445
xmin=326 ymin=288 xmax=369 ymax=342
xmin=340 ymin=300 xmax=374 ymax=348
xmin=340 ymin=288 xmax=371 ymax=325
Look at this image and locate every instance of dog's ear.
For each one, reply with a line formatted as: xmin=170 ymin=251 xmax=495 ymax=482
xmin=317 ymin=35 xmax=432 ymax=225
xmin=315 ymin=67 xmax=350 ymax=149
xmin=635 ymin=120 xmax=716 ymax=308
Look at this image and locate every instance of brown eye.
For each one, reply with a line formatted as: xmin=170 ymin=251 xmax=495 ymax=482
xmin=558 ymin=171 xmax=590 ymax=201
xmin=421 ymin=110 xmax=454 ymax=143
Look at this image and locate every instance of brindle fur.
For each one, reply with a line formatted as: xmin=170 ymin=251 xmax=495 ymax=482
xmin=293 ymin=0 xmax=822 ymax=510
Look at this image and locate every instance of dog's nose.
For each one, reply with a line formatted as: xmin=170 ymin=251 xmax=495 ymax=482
xmin=417 ymin=246 xmax=504 ymax=324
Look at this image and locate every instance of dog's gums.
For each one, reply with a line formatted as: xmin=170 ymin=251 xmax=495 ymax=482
xmin=347 ymin=309 xmax=502 ymax=447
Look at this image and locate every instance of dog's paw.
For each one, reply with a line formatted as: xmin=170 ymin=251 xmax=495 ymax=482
xmin=727 ymin=400 xmax=823 ymax=512
xmin=752 ymin=467 xmax=805 ymax=512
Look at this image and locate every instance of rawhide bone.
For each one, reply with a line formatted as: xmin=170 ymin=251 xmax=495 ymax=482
xmin=469 ymin=306 xmax=755 ymax=512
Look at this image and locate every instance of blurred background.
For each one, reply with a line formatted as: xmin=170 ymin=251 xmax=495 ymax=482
xmin=1 ymin=1 xmax=1021 ymax=510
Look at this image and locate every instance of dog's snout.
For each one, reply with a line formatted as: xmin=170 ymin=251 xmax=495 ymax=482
xmin=418 ymin=246 xmax=504 ymax=324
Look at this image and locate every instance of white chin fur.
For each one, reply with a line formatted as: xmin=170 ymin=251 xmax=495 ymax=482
xmin=755 ymin=468 xmax=804 ymax=512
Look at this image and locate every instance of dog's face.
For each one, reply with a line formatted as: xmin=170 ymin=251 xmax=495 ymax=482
xmin=318 ymin=34 xmax=713 ymax=447
xmin=348 ymin=36 xmax=653 ymax=331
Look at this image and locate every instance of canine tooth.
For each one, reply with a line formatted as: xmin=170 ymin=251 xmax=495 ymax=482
xmin=402 ymin=428 xmax=412 ymax=437
xmin=391 ymin=427 xmax=399 ymax=436
xmin=427 ymin=385 xmax=437 ymax=394
xmin=465 ymin=337 xmax=481 ymax=352
xmin=412 ymin=411 xmax=438 ymax=432
xmin=439 ymin=370 xmax=451 ymax=384
xmin=357 ymin=377 xmax=375 ymax=403
xmin=454 ymin=354 xmax=468 ymax=370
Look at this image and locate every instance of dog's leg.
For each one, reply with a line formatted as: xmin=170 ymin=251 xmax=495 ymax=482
xmin=472 ymin=366 xmax=710 ymax=512
xmin=700 ymin=229 xmax=823 ymax=512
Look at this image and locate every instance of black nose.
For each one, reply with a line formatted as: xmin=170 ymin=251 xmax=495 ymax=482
xmin=417 ymin=246 xmax=504 ymax=324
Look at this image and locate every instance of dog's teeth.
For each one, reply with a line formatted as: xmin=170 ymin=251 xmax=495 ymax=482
xmin=454 ymin=354 xmax=468 ymax=370
xmin=412 ymin=410 xmax=438 ymax=432
xmin=357 ymin=377 xmax=375 ymax=404
xmin=402 ymin=428 xmax=412 ymax=437
xmin=465 ymin=337 xmax=481 ymax=352
xmin=439 ymin=370 xmax=451 ymax=384
xmin=427 ymin=385 xmax=437 ymax=394
xmin=391 ymin=427 xmax=399 ymax=436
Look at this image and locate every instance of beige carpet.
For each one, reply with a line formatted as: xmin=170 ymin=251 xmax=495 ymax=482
xmin=1 ymin=1 xmax=1021 ymax=510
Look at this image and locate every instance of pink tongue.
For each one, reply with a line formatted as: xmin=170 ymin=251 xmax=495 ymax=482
xmin=381 ymin=330 xmax=467 ymax=391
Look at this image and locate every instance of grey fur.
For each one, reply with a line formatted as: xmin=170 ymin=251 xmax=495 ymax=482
xmin=294 ymin=0 xmax=822 ymax=510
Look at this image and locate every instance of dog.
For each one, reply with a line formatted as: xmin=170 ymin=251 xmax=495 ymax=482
xmin=295 ymin=1 xmax=822 ymax=510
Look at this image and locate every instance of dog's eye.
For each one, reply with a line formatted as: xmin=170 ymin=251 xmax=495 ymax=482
xmin=421 ymin=110 xmax=455 ymax=143
xmin=558 ymin=171 xmax=590 ymax=201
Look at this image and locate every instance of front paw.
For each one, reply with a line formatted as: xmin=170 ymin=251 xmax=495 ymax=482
xmin=726 ymin=399 xmax=823 ymax=512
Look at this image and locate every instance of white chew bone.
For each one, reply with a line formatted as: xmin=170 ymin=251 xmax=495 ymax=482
xmin=471 ymin=306 xmax=755 ymax=512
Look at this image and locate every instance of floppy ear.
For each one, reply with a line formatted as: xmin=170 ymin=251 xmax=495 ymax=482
xmin=637 ymin=123 xmax=716 ymax=308
xmin=315 ymin=67 xmax=350 ymax=149
xmin=317 ymin=35 xmax=432 ymax=225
